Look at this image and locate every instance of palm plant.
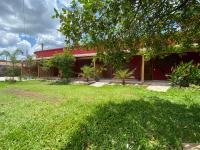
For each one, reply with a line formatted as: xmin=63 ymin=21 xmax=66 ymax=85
xmin=115 ymin=69 xmax=134 ymax=85
xmin=0 ymin=49 xmax=22 ymax=80
xmin=81 ymin=66 xmax=94 ymax=82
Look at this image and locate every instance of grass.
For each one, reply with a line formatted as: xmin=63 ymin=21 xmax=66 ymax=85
xmin=0 ymin=80 xmax=200 ymax=149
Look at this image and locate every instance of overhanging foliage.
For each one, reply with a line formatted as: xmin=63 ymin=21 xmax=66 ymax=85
xmin=54 ymin=0 xmax=200 ymax=63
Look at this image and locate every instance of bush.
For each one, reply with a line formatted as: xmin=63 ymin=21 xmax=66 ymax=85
xmin=190 ymin=65 xmax=200 ymax=85
xmin=169 ymin=61 xmax=200 ymax=87
xmin=51 ymin=50 xmax=75 ymax=80
xmin=6 ymin=66 xmax=21 ymax=77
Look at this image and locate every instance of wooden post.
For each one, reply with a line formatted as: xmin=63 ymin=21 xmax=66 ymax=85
xmin=37 ymin=61 xmax=40 ymax=78
xmin=93 ymin=58 xmax=96 ymax=79
xmin=93 ymin=58 xmax=96 ymax=71
xmin=141 ymin=55 xmax=145 ymax=83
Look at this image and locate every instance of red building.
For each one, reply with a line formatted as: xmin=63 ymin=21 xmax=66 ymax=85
xmin=34 ymin=48 xmax=99 ymax=78
xmin=33 ymin=47 xmax=200 ymax=81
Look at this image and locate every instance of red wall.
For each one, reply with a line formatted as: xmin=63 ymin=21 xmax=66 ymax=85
xmin=34 ymin=48 xmax=96 ymax=58
xmin=73 ymin=59 xmax=93 ymax=77
xmin=152 ymin=52 xmax=200 ymax=80
xmin=129 ymin=52 xmax=200 ymax=81
xmin=129 ymin=55 xmax=142 ymax=80
xmin=35 ymin=48 xmax=200 ymax=81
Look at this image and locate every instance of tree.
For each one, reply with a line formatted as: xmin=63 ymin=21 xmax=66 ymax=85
xmin=115 ymin=69 xmax=134 ymax=85
xmin=51 ymin=50 xmax=75 ymax=80
xmin=54 ymin=0 xmax=200 ymax=63
xmin=96 ymin=50 xmax=133 ymax=70
xmin=80 ymin=66 xmax=94 ymax=82
xmin=25 ymin=55 xmax=34 ymax=79
xmin=0 ymin=49 xmax=22 ymax=80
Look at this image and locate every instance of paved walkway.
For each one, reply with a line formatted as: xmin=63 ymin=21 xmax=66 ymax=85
xmin=1 ymin=77 xmax=171 ymax=92
xmin=90 ymin=82 xmax=110 ymax=87
xmin=146 ymin=81 xmax=171 ymax=92
xmin=89 ymin=79 xmax=171 ymax=91
xmin=182 ymin=143 xmax=200 ymax=150
xmin=0 ymin=77 xmax=20 ymax=81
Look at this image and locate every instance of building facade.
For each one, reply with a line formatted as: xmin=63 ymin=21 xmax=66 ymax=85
xmin=33 ymin=48 xmax=200 ymax=81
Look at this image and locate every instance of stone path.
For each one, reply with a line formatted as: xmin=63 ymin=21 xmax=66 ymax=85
xmin=0 ymin=77 xmax=20 ymax=81
xmin=72 ymin=81 xmax=88 ymax=84
xmin=90 ymin=82 xmax=109 ymax=87
xmin=146 ymin=81 xmax=171 ymax=92
xmin=89 ymin=80 xmax=171 ymax=91
xmin=182 ymin=143 xmax=200 ymax=150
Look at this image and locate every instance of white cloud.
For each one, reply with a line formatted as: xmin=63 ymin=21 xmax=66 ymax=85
xmin=32 ymin=32 xmax=65 ymax=52
xmin=57 ymin=0 xmax=72 ymax=9
xmin=0 ymin=0 xmax=59 ymax=35
xmin=0 ymin=31 xmax=20 ymax=47
xmin=0 ymin=0 xmax=70 ymax=57
xmin=17 ymin=40 xmax=32 ymax=55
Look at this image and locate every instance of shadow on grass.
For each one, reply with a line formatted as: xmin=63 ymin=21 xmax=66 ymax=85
xmin=48 ymin=80 xmax=70 ymax=85
xmin=62 ymin=97 xmax=200 ymax=149
xmin=3 ymin=80 xmax=22 ymax=84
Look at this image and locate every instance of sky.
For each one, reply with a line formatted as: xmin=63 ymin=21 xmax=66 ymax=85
xmin=0 ymin=0 xmax=71 ymax=59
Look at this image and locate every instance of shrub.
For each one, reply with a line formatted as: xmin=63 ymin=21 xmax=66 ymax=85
xmin=190 ymin=65 xmax=200 ymax=85
xmin=169 ymin=61 xmax=200 ymax=87
xmin=6 ymin=66 xmax=21 ymax=77
xmin=115 ymin=69 xmax=134 ymax=85
xmin=81 ymin=66 xmax=94 ymax=82
xmin=51 ymin=50 xmax=75 ymax=80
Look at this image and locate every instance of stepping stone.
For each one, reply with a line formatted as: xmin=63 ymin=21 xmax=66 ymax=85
xmin=182 ymin=143 xmax=200 ymax=150
xmin=146 ymin=82 xmax=171 ymax=92
xmin=147 ymin=85 xmax=171 ymax=92
xmin=72 ymin=81 xmax=96 ymax=85
xmin=90 ymin=82 xmax=109 ymax=87
xmin=72 ymin=81 xmax=88 ymax=84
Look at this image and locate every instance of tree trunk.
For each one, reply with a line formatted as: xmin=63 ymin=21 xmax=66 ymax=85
xmin=122 ymin=79 xmax=125 ymax=85
xmin=20 ymin=62 xmax=23 ymax=81
xmin=12 ymin=63 xmax=14 ymax=81
xmin=29 ymin=68 xmax=31 ymax=79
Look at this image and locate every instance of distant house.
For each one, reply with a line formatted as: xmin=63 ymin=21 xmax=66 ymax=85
xmin=32 ymin=47 xmax=200 ymax=81
xmin=0 ymin=60 xmax=10 ymax=65
xmin=0 ymin=60 xmax=10 ymax=76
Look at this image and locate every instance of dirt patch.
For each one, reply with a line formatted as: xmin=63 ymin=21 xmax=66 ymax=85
xmin=2 ymin=88 xmax=61 ymax=103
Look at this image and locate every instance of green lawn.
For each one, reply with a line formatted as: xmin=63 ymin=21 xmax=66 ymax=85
xmin=0 ymin=80 xmax=200 ymax=150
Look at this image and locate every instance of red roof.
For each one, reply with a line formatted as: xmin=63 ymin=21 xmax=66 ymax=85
xmin=34 ymin=48 xmax=96 ymax=58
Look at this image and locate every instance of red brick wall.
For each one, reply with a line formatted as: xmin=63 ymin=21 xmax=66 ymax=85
xmin=129 ymin=55 xmax=142 ymax=80
xmin=152 ymin=52 xmax=200 ymax=80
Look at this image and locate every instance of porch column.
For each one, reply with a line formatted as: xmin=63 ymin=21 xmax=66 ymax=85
xmin=93 ymin=58 xmax=96 ymax=69
xmin=37 ymin=61 xmax=40 ymax=78
xmin=141 ymin=55 xmax=145 ymax=83
xmin=93 ymin=58 xmax=96 ymax=77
